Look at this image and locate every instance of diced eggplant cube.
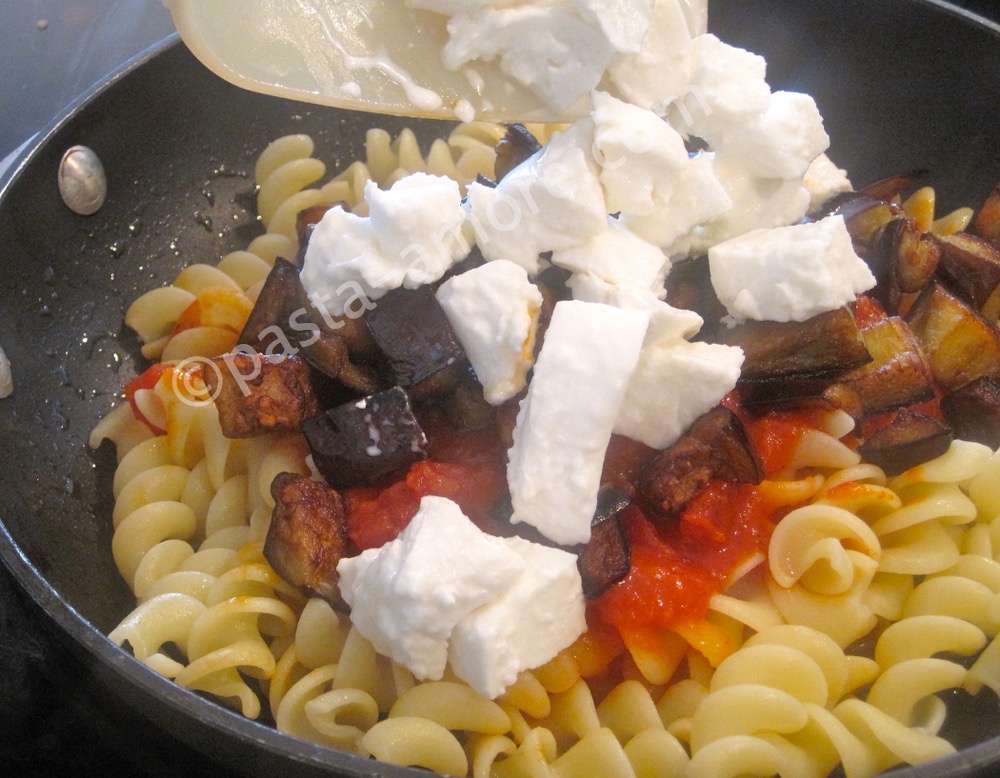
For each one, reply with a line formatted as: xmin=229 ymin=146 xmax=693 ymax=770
xmin=842 ymin=317 xmax=936 ymax=416
xmin=264 ymin=472 xmax=354 ymax=606
xmin=365 ymin=287 xmax=466 ymax=399
xmin=639 ymin=407 xmax=762 ymax=522
xmin=906 ymin=281 xmax=1000 ymax=392
xmin=578 ymin=485 xmax=632 ymax=600
xmin=302 ymin=386 xmax=428 ymax=489
xmin=238 ymin=257 xmax=303 ymax=356
xmin=935 ymin=232 xmax=1000 ymax=311
xmin=202 ymin=352 xmax=319 ymax=439
xmin=740 ymin=378 xmax=864 ymax=420
xmin=494 ymin=124 xmax=542 ymax=182
xmin=715 ymin=307 xmax=872 ymax=382
xmin=943 ymin=376 xmax=1000 ymax=449
xmin=974 ymin=181 xmax=1000 ymax=244
xmin=858 ymin=408 xmax=952 ymax=476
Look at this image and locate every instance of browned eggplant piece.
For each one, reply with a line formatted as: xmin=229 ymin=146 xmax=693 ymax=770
xmin=302 ymin=386 xmax=428 ymax=489
xmin=365 ymin=286 xmax=467 ymax=400
xmin=906 ymin=281 xmax=1000 ymax=392
xmin=857 ymin=170 xmax=929 ymax=202
xmin=295 ymin=203 xmax=339 ymax=249
xmin=577 ymin=486 xmax=632 ymax=599
xmin=202 ymin=352 xmax=319 ymax=439
xmin=714 ymin=307 xmax=871 ymax=382
xmin=639 ymin=407 xmax=762 ymax=522
xmin=264 ymin=472 xmax=354 ymax=607
xmin=494 ymin=124 xmax=542 ymax=182
xmin=942 ymin=376 xmax=1000 ymax=449
xmin=858 ymin=408 xmax=952 ymax=476
xmin=973 ymin=182 xmax=1000 ymax=244
xmin=841 ymin=317 xmax=936 ymax=415
xmin=821 ymin=192 xmax=904 ymax=246
xmin=865 ymin=218 xmax=941 ymax=314
xmin=663 ymin=255 xmax=728 ymax=336
xmin=238 ymin=257 xmax=381 ymax=395
xmin=238 ymin=257 xmax=304 ymax=355
xmin=934 ymin=232 xmax=1000 ymax=311
xmin=440 ymin=366 xmax=496 ymax=432
xmin=739 ymin=378 xmax=864 ymax=420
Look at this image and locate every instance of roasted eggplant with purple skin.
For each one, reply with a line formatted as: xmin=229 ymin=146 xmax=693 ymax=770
xmin=942 ymin=375 xmax=1000 ymax=449
xmin=264 ymin=472 xmax=354 ymax=608
xmin=935 ymin=232 xmax=1000 ymax=312
xmin=302 ymin=385 xmax=428 ymax=489
xmin=202 ymin=352 xmax=319 ymax=439
xmin=577 ymin=486 xmax=632 ymax=600
xmin=867 ymin=217 xmax=941 ymax=314
xmin=974 ymin=181 xmax=1000 ymax=244
xmin=714 ymin=307 xmax=871 ymax=382
xmin=639 ymin=407 xmax=762 ymax=523
xmin=842 ymin=317 xmax=936 ymax=416
xmin=858 ymin=408 xmax=953 ymax=476
xmin=739 ymin=378 xmax=863 ymax=420
xmin=493 ymin=124 xmax=542 ymax=182
xmin=906 ymin=281 xmax=1000 ymax=392
xmin=365 ymin=286 xmax=467 ymax=401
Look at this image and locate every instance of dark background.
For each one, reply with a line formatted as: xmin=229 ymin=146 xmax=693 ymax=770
xmin=1 ymin=1 xmax=999 ymax=775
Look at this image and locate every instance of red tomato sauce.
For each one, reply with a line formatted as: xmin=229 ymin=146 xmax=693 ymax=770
xmin=343 ymin=398 xmax=824 ymax=643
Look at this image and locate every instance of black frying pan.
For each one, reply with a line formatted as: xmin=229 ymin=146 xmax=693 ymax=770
xmin=1 ymin=1 xmax=999 ymax=775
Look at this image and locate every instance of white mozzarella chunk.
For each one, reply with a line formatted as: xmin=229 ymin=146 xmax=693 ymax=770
xmin=301 ymin=173 xmax=467 ymax=316
xmin=614 ymin=339 xmax=744 ymax=449
xmin=685 ymin=157 xmax=812 ymax=255
xmin=550 ymin=218 xmax=670 ymax=294
xmin=440 ymin=4 xmax=616 ymax=111
xmin=623 ymin=152 xmax=732 ymax=253
xmin=466 ymin=122 xmax=607 ymax=275
xmin=507 ymin=300 xmax=649 ymax=545
xmin=718 ymin=91 xmax=830 ymax=180
xmin=708 ymin=214 xmax=876 ymax=323
xmin=567 ymin=273 xmax=703 ymax=344
xmin=449 ymin=536 xmax=587 ymax=699
xmin=804 ymin=153 xmax=853 ymax=211
xmin=336 ymin=496 xmax=526 ymax=681
xmin=591 ymin=90 xmax=689 ymax=215
xmin=436 ymin=260 xmax=543 ymax=404
xmin=669 ymin=34 xmax=770 ymax=145
xmin=607 ymin=0 xmax=696 ymax=111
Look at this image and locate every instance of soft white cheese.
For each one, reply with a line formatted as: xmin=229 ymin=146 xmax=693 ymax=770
xmin=507 ymin=300 xmax=649 ymax=545
xmin=591 ymin=90 xmax=689 ymax=215
xmin=804 ymin=153 xmax=853 ymax=211
xmin=435 ymin=260 xmax=543 ymax=404
xmin=466 ymin=121 xmax=607 ymax=274
xmin=669 ymin=34 xmax=770 ymax=145
xmin=550 ymin=217 xmax=670 ymax=294
xmin=336 ymin=496 xmax=526 ymax=681
xmin=685 ymin=156 xmax=812 ymax=254
xmin=567 ymin=273 xmax=703 ymax=344
xmin=566 ymin=274 xmax=741 ymax=449
xmin=614 ymin=339 xmax=743 ymax=449
xmin=718 ymin=91 xmax=830 ymax=180
xmin=606 ymin=0 xmax=695 ymax=111
xmin=623 ymin=151 xmax=733 ymax=253
xmin=301 ymin=173 xmax=467 ymax=316
xmin=708 ymin=213 xmax=877 ymax=323
xmin=449 ymin=536 xmax=586 ymax=699
xmin=412 ymin=0 xmax=658 ymax=112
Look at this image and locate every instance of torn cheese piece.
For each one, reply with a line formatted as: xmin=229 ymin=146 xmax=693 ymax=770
xmin=507 ymin=299 xmax=649 ymax=544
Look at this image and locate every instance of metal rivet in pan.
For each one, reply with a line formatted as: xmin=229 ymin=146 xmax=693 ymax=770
xmin=58 ymin=145 xmax=107 ymax=216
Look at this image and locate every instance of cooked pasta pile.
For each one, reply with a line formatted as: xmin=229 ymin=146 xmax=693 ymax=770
xmin=91 ymin=126 xmax=1000 ymax=778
